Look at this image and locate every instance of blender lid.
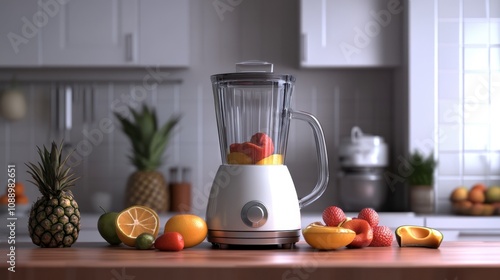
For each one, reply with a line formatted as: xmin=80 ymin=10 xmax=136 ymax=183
xmin=211 ymin=60 xmax=295 ymax=83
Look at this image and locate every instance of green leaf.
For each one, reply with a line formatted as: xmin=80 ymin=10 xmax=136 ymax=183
xmin=113 ymin=104 xmax=180 ymax=171
xmin=407 ymin=150 xmax=437 ymax=186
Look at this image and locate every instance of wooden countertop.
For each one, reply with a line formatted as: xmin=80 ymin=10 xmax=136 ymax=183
xmin=2 ymin=241 xmax=500 ymax=280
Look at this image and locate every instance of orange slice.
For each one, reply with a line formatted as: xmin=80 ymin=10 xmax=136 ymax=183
xmin=302 ymin=222 xmax=356 ymax=250
xmin=115 ymin=205 xmax=160 ymax=247
xmin=255 ymin=154 xmax=283 ymax=165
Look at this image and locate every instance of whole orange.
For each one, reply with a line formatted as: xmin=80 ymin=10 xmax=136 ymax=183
xmin=164 ymin=214 xmax=207 ymax=248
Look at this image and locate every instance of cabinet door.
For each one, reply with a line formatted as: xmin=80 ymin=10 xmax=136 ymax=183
xmin=0 ymin=1 xmax=40 ymax=66
xmin=40 ymin=0 xmax=137 ymax=66
xmin=138 ymin=0 xmax=189 ymax=67
xmin=301 ymin=0 xmax=401 ymax=67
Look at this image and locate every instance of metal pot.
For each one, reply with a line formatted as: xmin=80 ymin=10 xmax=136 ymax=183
xmin=338 ymin=170 xmax=387 ymax=211
xmin=338 ymin=126 xmax=388 ymax=168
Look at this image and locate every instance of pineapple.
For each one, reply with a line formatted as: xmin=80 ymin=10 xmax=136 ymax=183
xmin=26 ymin=141 xmax=80 ymax=248
xmin=115 ymin=105 xmax=180 ymax=212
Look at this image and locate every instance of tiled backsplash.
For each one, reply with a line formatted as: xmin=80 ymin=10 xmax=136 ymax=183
xmin=0 ymin=0 xmax=400 ymax=215
xmin=0 ymin=68 xmax=395 ymax=215
xmin=436 ymin=0 xmax=500 ymax=212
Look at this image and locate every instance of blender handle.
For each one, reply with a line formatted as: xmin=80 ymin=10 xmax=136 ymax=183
xmin=291 ymin=110 xmax=329 ymax=209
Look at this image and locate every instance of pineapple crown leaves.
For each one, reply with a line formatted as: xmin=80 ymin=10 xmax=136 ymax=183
xmin=25 ymin=140 xmax=79 ymax=197
xmin=114 ymin=104 xmax=181 ymax=171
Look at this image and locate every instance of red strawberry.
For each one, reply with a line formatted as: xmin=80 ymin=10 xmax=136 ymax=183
xmin=322 ymin=206 xmax=346 ymax=227
xmin=155 ymin=232 xmax=184 ymax=251
xmin=358 ymin=208 xmax=379 ymax=228
xmin=369 ymin=225 xmax=394 ymax=247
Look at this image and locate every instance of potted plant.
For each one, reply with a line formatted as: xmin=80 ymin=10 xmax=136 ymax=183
xmin=407 ymin=150 xmax=437 ymax=214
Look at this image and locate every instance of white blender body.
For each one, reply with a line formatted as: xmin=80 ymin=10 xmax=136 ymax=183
xmin=206 ymin=61 xmax=329 ymax=247
xmin=206 ymin=165 xmax=301 ymax=246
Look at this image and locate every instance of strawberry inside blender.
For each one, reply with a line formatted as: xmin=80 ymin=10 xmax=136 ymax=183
xmin=228 ymin=132 xmax=278 ymax=164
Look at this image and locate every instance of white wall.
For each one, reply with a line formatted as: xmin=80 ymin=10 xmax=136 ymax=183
xmin=408 ymin=0 xmax=500 ymax=213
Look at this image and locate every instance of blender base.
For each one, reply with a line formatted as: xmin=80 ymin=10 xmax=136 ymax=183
xmin=208 ymin=229 xmax=300 ymax=248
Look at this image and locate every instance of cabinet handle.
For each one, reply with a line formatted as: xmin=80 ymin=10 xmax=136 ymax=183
xmin=125 ymin=33 xmax=134 ymax=62
xmin=301 ymin=33 xmax=307 ymax=62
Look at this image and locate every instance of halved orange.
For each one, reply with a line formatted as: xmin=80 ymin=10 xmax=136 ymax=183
xmin=115 ymin=205 xmax=160 ymax=247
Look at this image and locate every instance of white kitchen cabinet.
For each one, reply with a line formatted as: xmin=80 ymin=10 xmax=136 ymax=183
xmin=300 ymin=0 xmax=402 ymax=67
xmin=138 ymin=0 xmax=189 ymax=67
xmin=0 ymin=0 xmax=189 ymax=67
xmin=40 ymin=0 xmax=138 ymax=66
xmin=0 ymin=1 xmax=40 ymax=66
xmin=426 ymin=216 xmax=500 ymax=241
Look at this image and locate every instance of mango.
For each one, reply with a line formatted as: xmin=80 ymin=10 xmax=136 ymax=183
xmin=255 ymin=154 xmax=283 ymax=165
xmin=227 ymin=152 xmax=253 ymax=165
xmin=395 ymin=225 xmax=443 ymax=249
xmin=302 ymin=222 xmax=356 ymax=250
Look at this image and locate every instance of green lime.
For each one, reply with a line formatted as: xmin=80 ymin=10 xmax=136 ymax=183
xmin=135 ymin=233 xmax=155 ymax=250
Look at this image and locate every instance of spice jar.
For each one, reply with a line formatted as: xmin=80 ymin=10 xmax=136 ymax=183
xmin=169 ymin=167 xmax=192 ymax=212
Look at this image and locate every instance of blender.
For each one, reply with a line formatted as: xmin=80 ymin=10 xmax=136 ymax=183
xmin=206 ymin=61 xmax=329 ymax=248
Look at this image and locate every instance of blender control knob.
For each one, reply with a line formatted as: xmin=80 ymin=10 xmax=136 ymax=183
xmin=241 ymin=201 xmax=268 ymax=228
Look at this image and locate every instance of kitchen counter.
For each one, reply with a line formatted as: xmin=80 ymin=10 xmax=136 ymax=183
xmin=3 ymin=212 xmax=500 ymax=243
xmin=2 ymin=241 xmax=500 ymax=280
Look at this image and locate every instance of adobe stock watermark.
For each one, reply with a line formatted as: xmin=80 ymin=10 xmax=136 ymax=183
xmin=191 ymin=165 xmax=245 ymax=216
xmin=7 ymin=0 xmax=70 ymax=54
xmin=339 ymin=0 xmax=403 ymax=62
xmin=64 ymin=66 xmax=171 ymax=167
xmin=384 ymin=74 xmax=500 ymax=191
xmin=441 ymin=75 xmax=499 ymax=127
xmin=110 ymin=268 xmax=135 ymax=280
xmin=213 ymin=0 xmax=244 ymax=21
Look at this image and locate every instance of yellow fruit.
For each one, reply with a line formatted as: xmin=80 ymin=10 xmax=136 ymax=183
xmin=449 ymin=186 xmax=468 ymax=202
xmin=302 ymin=222 xmax=356 ymax=250
xmin=469 ymin=203 xmax=485 ymax=215
xmin=255 ymin=154 xmax=283 ymax=165
xmin=452 ymin=200 xmax=472 ymax=215
xmin=164 ymin=214 xmax=207 ymax=248
xmin=482 ymin=204 xmax=495 ymax=216
xmin=115 ymin=205 xmax=160 ymax=247
xmin=227 ymin=152 xmax=253 ymax=164
xmin=395 ymin=225 xmax=443 ymax=248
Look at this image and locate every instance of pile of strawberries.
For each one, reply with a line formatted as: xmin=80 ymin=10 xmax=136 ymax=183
xmin=322 ymin=206 xmax=394 ymax=248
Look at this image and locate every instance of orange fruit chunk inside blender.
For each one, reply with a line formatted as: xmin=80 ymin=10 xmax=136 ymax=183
xmin=255 ymin=154 xmax=283 ymax=165
xmin=229 ymin=132 xmax=282 ymax=165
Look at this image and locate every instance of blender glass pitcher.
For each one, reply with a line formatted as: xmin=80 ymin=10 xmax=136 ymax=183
xmin=210 ymin=61 xmax=329 ymax=208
